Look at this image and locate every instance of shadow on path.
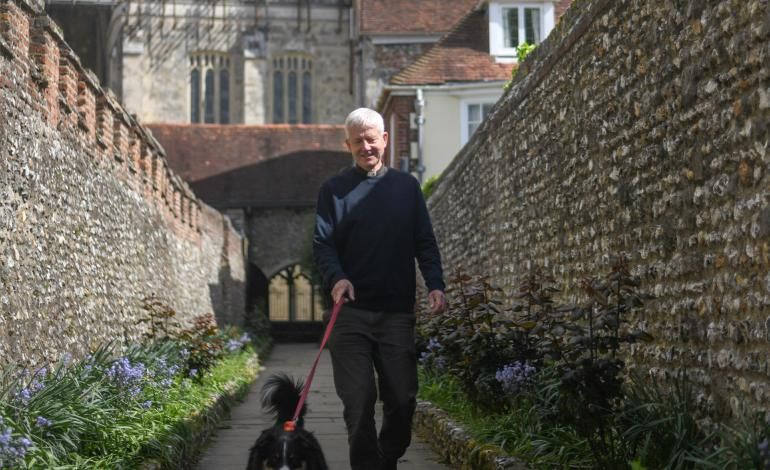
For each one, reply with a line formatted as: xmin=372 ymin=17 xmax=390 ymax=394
xmin=196 ymin=343 xmax=449 ymax=469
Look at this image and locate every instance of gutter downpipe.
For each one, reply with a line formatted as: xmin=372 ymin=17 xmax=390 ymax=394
xmin=415 ymin=88 xmax=425 ymax=183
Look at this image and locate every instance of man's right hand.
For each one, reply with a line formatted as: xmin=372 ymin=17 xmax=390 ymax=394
xmin=331 ymin=279 xmax=355 ymax=304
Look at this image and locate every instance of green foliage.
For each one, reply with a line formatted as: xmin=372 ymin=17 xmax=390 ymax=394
xmin=419 ymin=256 xmax=770 ymax=468
xmin=517 ymin=42 xmax=536 ymax=62
xmin=178 ymin=313 xmax=225 ymax=380
xmin=419 ymin=368 xmax=593 ymax=469
xmin=0 ymin=294 xmax=264 ymax=469
xmin=504 ymin=42 xmax=537 ymax=91
xmin=554 ymin=256 xmax=654 ymax=467
xmin=418 ymin=270 xmax=528 ymax=409
xmin=421 ymin=174 xmax=441 ymax=199
xmin=0 ymin=334 xmax=258 ymax=468
xmin=619 ymin=370 xmax=716 ymax=469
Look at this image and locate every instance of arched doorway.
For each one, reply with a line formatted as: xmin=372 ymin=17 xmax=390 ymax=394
xmin=268 ymin=263 xmax=325 ymax=324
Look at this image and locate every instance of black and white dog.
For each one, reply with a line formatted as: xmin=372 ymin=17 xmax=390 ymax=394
xmin=246 ymin=373 xmax=328 ymax=470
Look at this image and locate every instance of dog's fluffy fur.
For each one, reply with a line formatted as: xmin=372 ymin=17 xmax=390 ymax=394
xmin=246 ymin=373 xmax=328 ymax=470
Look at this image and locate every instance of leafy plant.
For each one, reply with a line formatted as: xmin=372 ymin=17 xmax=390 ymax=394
xmin=555 ymin=255 xmax=654 ymax=468
xmin=422 ymin=174 xmax=441 ymax=199
xmin=138 ymin=295 xmax=181 ymax=342
xmin=619 ymin=369 xmax=717 ymax=469
xmin=516 ymin=42 xmax=536 ymax=62
xmin=178 ymin=313 xmax=225 ymax=380
xmin=418 ymin=269 xmax=527 ymax=408
xmin=0 ymin=331 xmax=260 ymax=468
xmin=510 ymin=268 xmax=574 ymax=362
xmin=504 ymin=42 xmax=537 ymax=90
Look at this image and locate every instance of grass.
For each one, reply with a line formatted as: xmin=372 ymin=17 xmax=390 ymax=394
xmin=419 ymin=367 xmax=770 ymax=470
xmin=418 ymin=368 xmax=593 ymax=469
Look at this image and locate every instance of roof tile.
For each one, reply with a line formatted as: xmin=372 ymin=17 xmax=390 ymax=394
xmin=390 ymin=5 xmax=514 ymax=85
xmin=147 ymin=124 xmax=347 ymax=183
xmin=359 ymin=0 xmax=478 ymax=35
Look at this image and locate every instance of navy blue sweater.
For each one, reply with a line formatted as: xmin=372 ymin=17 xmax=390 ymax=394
xmin=313 ymin=166 xmax=444 ymax=313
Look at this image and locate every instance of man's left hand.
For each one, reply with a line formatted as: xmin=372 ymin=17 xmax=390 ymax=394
xmin=428 ymin=290 xmax=446 ymax=314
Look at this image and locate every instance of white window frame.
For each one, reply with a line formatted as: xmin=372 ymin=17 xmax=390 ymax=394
xmin=489 ymin=1 xmax=555 ymax=60
xmin=460 ymin=99 xmax=498 ymax=145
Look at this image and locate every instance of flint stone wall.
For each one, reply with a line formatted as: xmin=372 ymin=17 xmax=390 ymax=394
xmin=0 ymin=0 xmax=245 ymax=366
xmin=428 ymin=0 xmax=770 ymax=419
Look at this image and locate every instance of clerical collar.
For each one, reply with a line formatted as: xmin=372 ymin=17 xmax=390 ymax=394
xmin=354 ymin=165 xmax=388 ymax=178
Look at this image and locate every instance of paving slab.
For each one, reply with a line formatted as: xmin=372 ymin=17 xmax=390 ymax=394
xmin=196 ymin=343 xmax=449 ymax=470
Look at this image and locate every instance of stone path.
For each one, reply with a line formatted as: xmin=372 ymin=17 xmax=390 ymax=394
xmin=196 ymin=343 xmax=449 ymax=469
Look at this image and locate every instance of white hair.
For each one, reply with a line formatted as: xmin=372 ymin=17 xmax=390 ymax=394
xmin=344 ymin=108 xmax=384 ymax=137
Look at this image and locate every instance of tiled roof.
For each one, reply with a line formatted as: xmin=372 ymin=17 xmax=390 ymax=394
xmin=389 ymin=5 xmax=514 ymax=85
xmin=148 ymin=124 xmax=347 ymax=182
xmin=147 ymin=124 xmax=351 ymax=207
xmin=186 ymin=149 xmax=352 ymax=208
xmin=359 ymin=0 xmax=479 ymax=35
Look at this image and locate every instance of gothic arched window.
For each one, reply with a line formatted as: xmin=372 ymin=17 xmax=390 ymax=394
xmin=190 ymin=69 xmax=200 ymax=123
xmin=189 ymin=52 xmax=232 ymax=124
xmin=220 ymin=68 xmax=230 ymax=124
xmin=271 ymin=54 xmax=313 ymax=124
xmin=302 ymin=71 xmax=312 ymax=124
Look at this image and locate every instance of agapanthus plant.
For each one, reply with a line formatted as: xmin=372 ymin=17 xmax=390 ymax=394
xmin=496 ymin=361 xmax=537 ymax=395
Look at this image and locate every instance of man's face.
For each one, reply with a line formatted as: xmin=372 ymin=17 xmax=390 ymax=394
xmin=346 ymin=125 xmax=388 ymax=171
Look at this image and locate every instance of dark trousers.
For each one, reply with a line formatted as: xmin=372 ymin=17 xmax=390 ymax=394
xmin=326 ymin=305 xmax=417 ymax=470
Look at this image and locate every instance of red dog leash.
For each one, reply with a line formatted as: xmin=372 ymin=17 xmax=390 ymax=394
xmin=284 ymin=299 xmax=344 ymax=432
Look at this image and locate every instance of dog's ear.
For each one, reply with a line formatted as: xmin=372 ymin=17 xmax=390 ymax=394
xmin=246 ymin=431 xmax=275 ymax=470
xmin=298 ymin=432 xmax=329 ymax=470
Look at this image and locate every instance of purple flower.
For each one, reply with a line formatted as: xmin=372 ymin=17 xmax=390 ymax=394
xmin=15 ymin=375 xmax=45 ymax=405
xmin=419 ymin=337 xmax=447 ymax=371
xmin=0 ymin=424 xmax=33 ymax=465
xmin=226 ymin=339 xmax=243 ymax=352
xmin=0 ymin=427 xmax=11 ymax=446
xmin=35 ymin=416 xmax=52 ymax=428
xmin=189 ymin=369 xmax=198 ymax=378
xmin=496 ymin=361 xmax=537 ymax=395
xmin=141 ymin=400 xmax=153 ymax=409
xmin=759 ymin=438 xmax=770 ymax=469
xmin=107 ymin=357 xmax=147 ymax=398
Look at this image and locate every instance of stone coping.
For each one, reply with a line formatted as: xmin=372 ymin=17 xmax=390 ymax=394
xmin=413 ymin=400 xmax=530 ymax=470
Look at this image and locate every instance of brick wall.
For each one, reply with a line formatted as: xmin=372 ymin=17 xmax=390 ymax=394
xmin=382 ymin=94 xmax=416 ymax=168
xmin=0 ymin=0 xmax=246 ymax=366
xmin=428 ymin=0 xmax=770 ymax=420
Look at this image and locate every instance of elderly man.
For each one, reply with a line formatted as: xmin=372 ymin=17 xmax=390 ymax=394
xmin=313 ymin=107 xmax=446 ymax=470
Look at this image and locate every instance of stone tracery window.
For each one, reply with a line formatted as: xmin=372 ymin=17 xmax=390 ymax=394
xmin=189 ymin=52 xmax=231 ymax=124
xmin=272 ymin=54 xmax=313 ymax=124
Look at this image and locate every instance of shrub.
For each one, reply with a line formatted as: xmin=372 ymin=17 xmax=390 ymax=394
xmin=417 ymin=258 xmax=770 ymax=468
xmin=0 ymin=329 xmax=258 ymax=467
xmin=178 ymin=313 xmax=225 ymax=380
xmin=422 ymin=174 xmax=441 ymax=199
xmin=418 ymin=270 xmax=530 ymax=408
